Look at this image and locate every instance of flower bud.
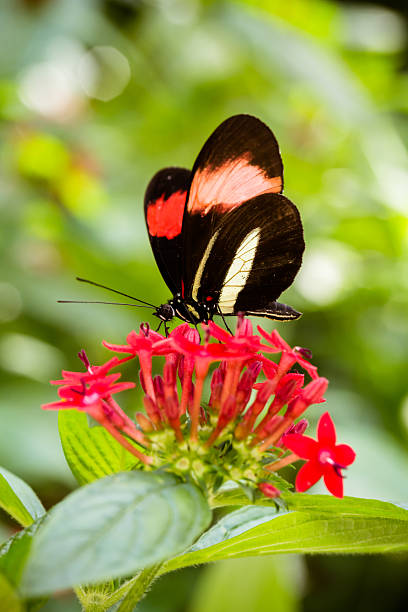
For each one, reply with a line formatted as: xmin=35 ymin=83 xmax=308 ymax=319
xmin=276 ymin=418 xmax=308 ymax=446
xmin=143 ymin=395 xmax=161 ymax=426
xmin=153 ymin=375 xmax=164 ymax=399
xmin=165 ymin=396 xmax=179 ymax=421
xmin=218 ymin=395 xmax=236 ymax=428
xmin=163 ymin=362 xmax=176 ymax=387
xmin=258 ymin=482 xmax=280 ymax=498
xmin=286 ymin=377 xmax=328 ymax=418
xmin=294 ymin=346 xmax=313 ymax=360
xmin=135 ymin=412 xmax=154 ymax=432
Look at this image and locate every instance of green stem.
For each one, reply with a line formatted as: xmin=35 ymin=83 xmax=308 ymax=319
xmin=116 ymin=564 xmax=162 ymax=611
xmin=74 ymin=564 xmax=162 ymax=612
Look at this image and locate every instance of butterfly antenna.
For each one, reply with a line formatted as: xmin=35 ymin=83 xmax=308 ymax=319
xmin=75 ymin=277 xmax=156 ymax=308
xmin=58 ymin=300 xmax=154 ymax=308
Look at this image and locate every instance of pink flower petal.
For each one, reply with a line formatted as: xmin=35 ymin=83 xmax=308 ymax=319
xmin=295 ymin=460 xmax=323 ymax=492
xmin=283 ymin=433 xmax=318 ymax=459
xmin=257 ymin=327 xmax=291 ymax=351
xmin=334 ymin=444 xmax=356 ymax=467
xmin=103 ymin=340 xmax=135 ymax=354
xmin=323 ymin=466 xmax=344 ymax=498
xmin=295 ymin=355 xmax=318 ymax=380
xmin=42 ymin=400 xmax=70 ymax=410
xmin=317 ymin=411 xmax=336 ymax=446
xmin=207 ymin=321 xmax=231 ymax=343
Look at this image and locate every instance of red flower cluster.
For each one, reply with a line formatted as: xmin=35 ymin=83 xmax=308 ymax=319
xmin=43 ymin=318 xmax=355 ymax=499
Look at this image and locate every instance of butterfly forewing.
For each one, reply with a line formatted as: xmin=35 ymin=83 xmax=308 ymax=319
xmin=181 ymin=115 xmax=285 ymax=295
xmin=186 ymin=114 xmax=283 ymax=216
xmin=144 ymin=167 xmax=191 ymax=294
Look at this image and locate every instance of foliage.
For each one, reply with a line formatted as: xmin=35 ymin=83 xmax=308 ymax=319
xmin=0 ymin=458 xmax=407 ymax=608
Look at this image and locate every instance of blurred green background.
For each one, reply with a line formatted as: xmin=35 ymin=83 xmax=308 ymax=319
xmin=1 ymin=0 xmax=408 ymax=610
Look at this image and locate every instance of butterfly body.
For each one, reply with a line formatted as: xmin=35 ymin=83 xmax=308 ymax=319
xmin=145 ymin=114 xmax=305 ymax=326
xmin=154 ymin=295 xmax=212 ymax=325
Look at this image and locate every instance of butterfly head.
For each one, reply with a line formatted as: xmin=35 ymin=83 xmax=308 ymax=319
xmin=153 ymin=302 xmax=176 ymax=323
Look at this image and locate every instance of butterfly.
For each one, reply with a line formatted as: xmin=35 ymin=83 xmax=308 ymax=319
xmin=144 ymin=114 xmax=304 ymax=329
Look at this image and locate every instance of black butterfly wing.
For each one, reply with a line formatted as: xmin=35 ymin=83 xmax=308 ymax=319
xmin=181 ymin=114 xmax=284 ymax=294
xmin=144 ymin=167 xmax=191 ymax=295
xmin=190 ymin=193 xmax=304 ymax=319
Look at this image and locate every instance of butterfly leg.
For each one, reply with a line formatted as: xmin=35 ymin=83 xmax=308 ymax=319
xmin=217 ymin=307 xmax=233 ymax=335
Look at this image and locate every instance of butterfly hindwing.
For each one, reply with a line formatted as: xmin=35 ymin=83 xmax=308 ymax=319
xmin=190 ymin=193 xmax=304 ymax=318
xmin=144 ymin=167 xmax=191 ymax=294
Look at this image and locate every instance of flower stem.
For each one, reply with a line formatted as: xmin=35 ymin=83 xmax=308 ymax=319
xmin=115 ymin=564 xmax=162 ymax=611
xmin=179 ymin=363 xmax=193 ymax=416
xmin=74 ymin=564 xmax=162 ymax=612
xmin=258 ymin=416 xmax=292 ymax=451
xmin=99 ymin=416 xmax=152 ymax=465
xmin=190 ymin=365 xmax=208 ymax=442
xmin=265 ymin=452 xmax=299 ymax=472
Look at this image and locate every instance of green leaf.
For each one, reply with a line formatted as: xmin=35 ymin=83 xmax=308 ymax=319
xmin=58 ymin=410 xmax=139 ymax=485
xmin=0 ymin=518 xmax=44 ymax=588
xmin=285 ymin=493 xmax=408 ymax=520
xmin=0 ymin=574 xmax=23 ymax=612
xmin=0 ymin=467 xmax=45 ymax=527
xmin=20 ymin=471 xmax=211 ymax=597
xmin=163 ymin=496 xmax=408 ymax=572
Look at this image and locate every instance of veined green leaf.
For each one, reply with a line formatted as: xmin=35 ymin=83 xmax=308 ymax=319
xmin=285 ymin=493 xmax=408 ymax=520
xmin=163 ymin=496 xmax=408 ymax=572
xmin=21 ymin=471 xmax=211 ymax=597
xmin=58 ymin=410 xmax=139 ymax=485
xmin=0 ymin=467 xmax=45 ymax=527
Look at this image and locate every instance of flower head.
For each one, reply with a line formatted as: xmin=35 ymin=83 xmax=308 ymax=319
xmin=44 ymin=320 xmax=355 ymax=500
xmin=283 ymin=412 xmax=356 ymax=498
xmin=257 ymin=327 xmax=318 ymax=380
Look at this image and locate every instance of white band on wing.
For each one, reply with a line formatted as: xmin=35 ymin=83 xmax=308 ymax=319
xmin=218 ymin=228 xmax=261 ymax=313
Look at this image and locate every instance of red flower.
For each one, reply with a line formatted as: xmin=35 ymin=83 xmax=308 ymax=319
xmin=207 ymin=317 xmax=273 ymax=356
xmin=283 ymin=412 xmax=356 ymax=498
xmin=43 ymin=360 xmax=151 ymax=464
xmin=257 ymin=327 xmax=318 ymax=380
xmin=44 ymin=319 xmax=355 ymax=498
xmin=44 ymin=374 xmax=134 ymax=412
xmin=102 ymin=324 xmax=165 ymax=357
xmin=51 ymin=353 xmax=121 ymax=386
xmin=171 ymin=331 xmax=249 ymax=441
xmin=172 ymin=332 xmax=245 ymax=367
xmin=285 ymin=377 xmax=328 ymax=418
xmin=104 ymin=324 xmax=172 ymax=401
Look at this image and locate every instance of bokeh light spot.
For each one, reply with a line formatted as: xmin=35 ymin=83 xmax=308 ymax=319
xmin=0 ymin=334 xmax=64 ymax=382
xmin=342 ymin=6 xmax=405 ymax=53
xmin=296 ymin=241 xmax=360 ymax=305
xmin=0 ymin=283 xmax=22 ymax=323
xmin=77 ymin=46 xmax=131 ymax=102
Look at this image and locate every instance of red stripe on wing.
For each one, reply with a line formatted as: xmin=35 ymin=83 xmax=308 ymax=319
xmin=188 ymin=156 xmax=282 ymax=216
xmin=146 ymin=190 xmax=187 ymax=239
